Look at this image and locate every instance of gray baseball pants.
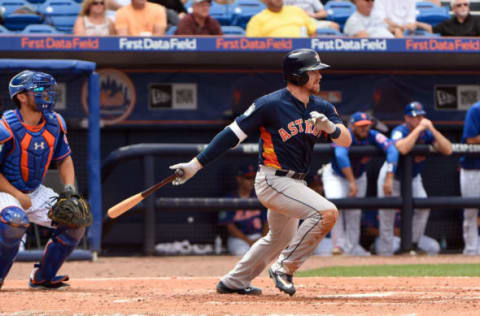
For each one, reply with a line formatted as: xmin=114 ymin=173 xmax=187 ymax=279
xmin=220 ymin=165 xmax=338 ymax=290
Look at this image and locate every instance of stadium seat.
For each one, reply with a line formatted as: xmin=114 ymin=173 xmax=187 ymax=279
xmin=27 ymin=0 xmax=47 ymax=4
xmin=404 ymin=29 xmax=441 ymax=37
xmin=231 ymin=0 xmax=265 ymax=29
xmin=38 ymin=0 xmax=80 ymax=33
xmin=21 ymin=23 xmax=62 ymax=33
xmin=0 ymin=0 xmax=29 ymax=15
xmin=166 ymin=26 xmax=177 ymax=35
xmin=316 ymin=27 xmax=343 ymax=36
xmin=416 ymin=1 xmax=450 ymax=26
xmin=0 ymin=24 xmax=11 ymax=33
xmin=325 ymin=1 xmax=356 ymax=30
xmin=185 ymin=1 xmax=232 ymax=26
xmin=208 ymin=2 xmax=232 ymax=26
xmin=0 ymin=0 xmax=44 ymax=30
xmin=221 ymin=25 xmax=245 ymax=35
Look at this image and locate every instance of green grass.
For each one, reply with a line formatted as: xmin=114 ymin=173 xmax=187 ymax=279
xmin=297 ymin=264 xmax=480 ymax=277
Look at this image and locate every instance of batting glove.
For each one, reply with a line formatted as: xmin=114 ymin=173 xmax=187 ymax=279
xmin=309 ymin=111 xmax=336 ymax=134
xmin=169 ymin=157 xmax=203 ymax=186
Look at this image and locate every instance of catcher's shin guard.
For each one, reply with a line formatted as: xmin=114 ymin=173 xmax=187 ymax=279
xmin=32 ymin=226 xmax=85 ymax=282
xmin=0 ymin=207 xmax=29 ymax=281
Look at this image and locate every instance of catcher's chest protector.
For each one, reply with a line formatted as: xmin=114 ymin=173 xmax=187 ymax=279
xmin=2 ymin=110 xmax=61 ymax=192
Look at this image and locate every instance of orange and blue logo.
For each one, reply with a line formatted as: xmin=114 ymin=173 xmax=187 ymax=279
xmin=81 ymin=69 xmax=136 ymax=126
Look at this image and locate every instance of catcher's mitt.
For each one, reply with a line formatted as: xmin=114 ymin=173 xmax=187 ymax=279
xmin=48 ymin=188 xmax=92 ymax=228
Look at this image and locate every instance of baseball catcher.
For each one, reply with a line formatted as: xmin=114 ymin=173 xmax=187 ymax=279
xmin=0 ymin=70 xmax=89 ymax=290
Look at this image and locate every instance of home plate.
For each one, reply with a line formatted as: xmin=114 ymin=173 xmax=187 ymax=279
xmin=317 ymin=292 xmax=396 ymax=299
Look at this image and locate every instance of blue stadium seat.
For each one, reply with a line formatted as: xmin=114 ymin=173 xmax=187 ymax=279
xmin=221 ymin=25 xmax=245 ymax=35
xmin=316 ymin=27 xmax=343 ymax=36
xmin=166 ymin=25 xmax=177 ymax=35
xmin=208 ymin=2 xmax=232 ymax=26
xmin=21 ymin=23 xmax=62 ymax=33
xmin=27 ymin=0 xmax=47 ymax=4
xmin=325 ymin=1 xmax=356 ymax=30
xmin=185 ymin=1 xmax=232 ymax=25
xmin=0 ymin=0 xmax=29 ymax=15
xmin=0 ymin=24 xmax=11 ymax=33
xmin=416 ymin=1 xmax=450 ymax=26
xmin=404 ymin=29 xmax=441 ymax=37
xmin=38 ymin=0 xmax=80 ymax=33
xmin=0 ymin=0 xmax=44 ymax=30
xmin=231 ymin=0 xmax=265 ymax=29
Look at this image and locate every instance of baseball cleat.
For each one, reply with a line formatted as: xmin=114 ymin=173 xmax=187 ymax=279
xmin=216 ymin=281 xmax=262 ymax=295
xmin=332 ymin=246 xmax=344 ymax=255
xmin=268 ymin=268 xmax=295 ymax=296
xmin=29 ymin=271 xmax=70 ymax=290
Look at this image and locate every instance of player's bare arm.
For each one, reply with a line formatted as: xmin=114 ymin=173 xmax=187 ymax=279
xmin=57 ymin=156 xmax=76 ymax=189
xmin=383 ymin=171 xmax=394 ymax=196
xmin=394 ymin=124 xmax=426 ymax=154
xmin=227 ymin=223 xmax=255 ymax=245
xmin=341 ymin=166 xmax=358 ymax=197
xmin=0 ymin=173 xmax=31 ymax=209
xmin=465 ymin=135 xmax=480 ymax=144
xmin=427 ymin=123 xmax=452 ymax=155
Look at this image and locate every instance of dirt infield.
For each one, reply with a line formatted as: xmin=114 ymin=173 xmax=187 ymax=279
xmin=2 ymin=255 xmax=480 ymax=315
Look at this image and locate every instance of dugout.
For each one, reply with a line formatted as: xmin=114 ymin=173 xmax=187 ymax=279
xmin=89 ymin=37 xmax=478 ymax=255
xmin=0 ymin=36 xmax=475 ymax=254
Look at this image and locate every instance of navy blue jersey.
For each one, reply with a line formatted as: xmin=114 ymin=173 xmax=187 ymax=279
xmin=391 ymin=123 xmax=434 ymax=178
xmin=460 ymin=102 xmax=480 ymax=169
xmin=331 ymin=128 xmax=396 ymax=178
xmin=218 ymin=191 xmax=267 ymax=236
xmin=235 ymin=88 xmax=342 ymax=173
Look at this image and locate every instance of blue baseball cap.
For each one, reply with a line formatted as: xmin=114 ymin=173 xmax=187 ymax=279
xmin=350 ymin=112 xmax=373 ymax=126
xmin=405 ymin=101 xmax=426 ymax=117
xmin=237 ymin=164 xmax=256 ymax=178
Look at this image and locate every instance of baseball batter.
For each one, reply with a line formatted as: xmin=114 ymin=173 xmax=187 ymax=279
xmin=322 ymin=112 xmax=398 ymax=256
xmin=376 ymin=102 xmax=451 ymax=256
xmin=0 ymin=70 xmax=84 ymax=290
xmin=170 ymin=49 xmax=351 ymax=296
xmin=460 ymin=101 xmax=480 ymax=255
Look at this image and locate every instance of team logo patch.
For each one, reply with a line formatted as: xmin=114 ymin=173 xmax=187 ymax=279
xmin=34 ymin=142 xmax=45 ymax=150
xmin=392 ymin=131 xmax=403 ymax=141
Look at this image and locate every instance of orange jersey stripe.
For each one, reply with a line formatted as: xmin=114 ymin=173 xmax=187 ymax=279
xmin=41 ymin=129 xmax=56 ymax=180
xmin=260 ymin=127 xmax=281 ymax=169
xmin=20 ymin=133 xmax=32 ymax=183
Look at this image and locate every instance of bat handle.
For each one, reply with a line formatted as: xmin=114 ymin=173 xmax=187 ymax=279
xmin=175 ymin=168 xmax=184 ymax=178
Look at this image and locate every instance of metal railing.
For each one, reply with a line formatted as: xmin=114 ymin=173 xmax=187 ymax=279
xmin=102 ymin=143 xmax=480 ymax=254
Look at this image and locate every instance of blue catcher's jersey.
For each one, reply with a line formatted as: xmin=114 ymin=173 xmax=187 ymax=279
xmin=460 ymin=102 xmax=480 ymax=169
xmin=0 ymin=109 xmax=72 ymax=192
xmin=235 ymin=88 xmax=342 ymax=173
xmin=331 ymin=128 xmax=394 ymax=178
xmin=391 ymin=123 xmax=434 ymax=178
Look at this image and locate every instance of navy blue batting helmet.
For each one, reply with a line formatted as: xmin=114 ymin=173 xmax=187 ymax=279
xmin=9 ymin=70 xmax=57 ymax=114
xmin=283 ymin=49 xmax=330 ymax=86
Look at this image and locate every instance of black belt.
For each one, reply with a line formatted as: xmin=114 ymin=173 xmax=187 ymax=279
xmin=275 ymin=170 xmax=307 ymax=180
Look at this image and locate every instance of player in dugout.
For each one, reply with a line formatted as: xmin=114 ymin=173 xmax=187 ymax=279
xmin=170 ymin=48 xmax=351 ymax=296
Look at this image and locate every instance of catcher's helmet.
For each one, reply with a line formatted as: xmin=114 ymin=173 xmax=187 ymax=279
xmin=283 ymin=49 xmax=330 ymax=86
xmin=9 ymin=70 xmax=57 ymax=114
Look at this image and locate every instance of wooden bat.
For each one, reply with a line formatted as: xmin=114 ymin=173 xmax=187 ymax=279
xmin=107 ymin=169 xmax=184 ymax=219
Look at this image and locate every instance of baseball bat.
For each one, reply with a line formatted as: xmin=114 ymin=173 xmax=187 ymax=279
xmin=107 ymin=169 xmax=184 ymax=219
